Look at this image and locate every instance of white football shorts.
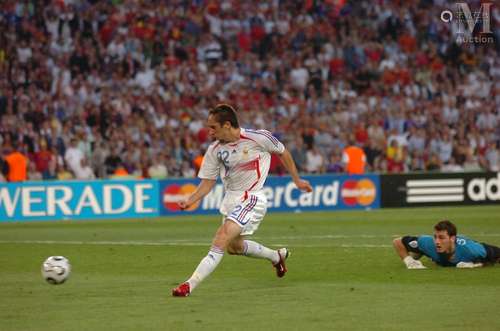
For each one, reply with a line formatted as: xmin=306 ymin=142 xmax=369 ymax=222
xmin=221 ymin=191 xmax=268 ymax=236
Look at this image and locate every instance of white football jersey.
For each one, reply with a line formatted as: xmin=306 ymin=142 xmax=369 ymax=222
xmin=198 ymin=128 xmax=285 ymax=192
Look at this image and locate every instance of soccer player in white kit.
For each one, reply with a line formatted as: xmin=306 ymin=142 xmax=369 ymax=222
xmin=172 ymin=104 xmax=312 ymax=297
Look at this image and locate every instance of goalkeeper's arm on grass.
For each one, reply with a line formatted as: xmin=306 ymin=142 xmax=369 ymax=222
xmin=393 ymin=236 xmax=426 ymax=269
xmin=459 ymin=243 xmax=500 ymax=268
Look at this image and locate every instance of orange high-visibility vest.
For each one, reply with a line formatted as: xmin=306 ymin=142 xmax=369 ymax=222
xmin=114 ymin=167 xmax=129 ymax=176
xmin=193 ymin=155 xmax=204 ymax=170
xmin=5 ymin=152 xmax=28 ymax=182
xmin=343 ymin=146 xmax=366 ymax=175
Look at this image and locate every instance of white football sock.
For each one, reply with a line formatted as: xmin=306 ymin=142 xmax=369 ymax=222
xmin=243 ymin=240 xmax=279 ymax=264
xmin=187 ymin=246 xmax=224 ymax=291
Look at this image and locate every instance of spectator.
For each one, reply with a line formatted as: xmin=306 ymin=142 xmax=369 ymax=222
xmin=363 ymin=140 xmax=382 ymax=172
xmin=463 ymin=153 xmax=482 ymax=172
xmin=105 ymin=149 xmax=123 ymax=177
xmin=148 ymin=155 xmax=168 ymax=179
xmin=47 ymin=146 xmax=64 ymax=180
xmin=326 ymin=153 xmax=344 ymax=173
xmin=367 ymin=118 xmax=386 ymax=151
xmin=180 ymin=160 xmax=196 ymax=178
xmin=131 ymin=161 xmax=145 ymax=179
xmin=342 ymin=141 xmax=367 ymax=175
xmin=192 ymin=151 xmax=204 ymax=175
xmin=0 ymin=1 xmax=497 ymax=180
xmin=0 ymin=148 xmax=8 ymax=181
xmin=290 ymin=59 xmax=309 ymax=90
xmin=56 ymin=164 xmax=73 ymax=180
xmin=64 ymin=138 xmax=84 ymax=177
xmin=34 ymin=139 xmax=53 ymax=179
xmin=484 ymin=141 xmax=499 ymax=172
xmin=289 ymin=136 xmax=307 ymax=173
xmin=407 ymin=127 xmax=426 ymax=155
xmin=438 ymin=132 xmax=453 ymax=164
xmin=426 ymin=153 xmax=441 ymax=172
xmin=91 ymin=141 xmax=108 ymax=179
xmin=305 ymin=146 xmax=325 ymax=174
xmin=386 ymin=140 xmax=404 ymax=173
xmin=408 ymin=152 xmax=425 ymax=172
xmin=27 ymin=162 xmax=43 ymax=181
xmin=74 ymin=158 xmax=96 ymax=180
xmin=112 ymin=164 xmax=130 ymax=178
xmin=441 ymin=157 xmax=464 ymax=173
xmin=4 ymin=144 xmax=28 ymax=182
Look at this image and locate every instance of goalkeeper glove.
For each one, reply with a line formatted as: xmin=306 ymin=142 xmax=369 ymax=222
xmin=456 ymin=262 xmax=483 ymax=268
xmin=403 ymin=256 xmax=427 ymax=269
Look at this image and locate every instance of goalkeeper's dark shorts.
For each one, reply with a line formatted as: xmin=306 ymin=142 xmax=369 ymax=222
xmin=481 ymin=243 xmax=500 ymax=264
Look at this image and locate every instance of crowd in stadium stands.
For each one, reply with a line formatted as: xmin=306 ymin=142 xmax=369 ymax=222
xmin=0 ymin=0 xmax=499 ymax=182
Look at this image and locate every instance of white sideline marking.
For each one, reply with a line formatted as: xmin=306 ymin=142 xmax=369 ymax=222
xmin=256 ymin=233 xmax=500 ymax=239
xmin=1 ymin=233 xmax=499 ymax=247
xmin=1 ymin=233 xmax=500 ymax=247
xmin=0 ymin=239 xmax=394 ymax=248
xmin=0 ymin=240 xmax=206 ymax=246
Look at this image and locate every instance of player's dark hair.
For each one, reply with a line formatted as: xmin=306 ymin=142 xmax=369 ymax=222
xmin=434 ymin=220 xmax=457 ymax=237
xmin=209 ymin=104 xmax=239 ymax=128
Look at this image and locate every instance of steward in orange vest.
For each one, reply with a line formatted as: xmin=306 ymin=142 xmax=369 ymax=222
xmin=342 ymin=145 xmax=367 ymax=175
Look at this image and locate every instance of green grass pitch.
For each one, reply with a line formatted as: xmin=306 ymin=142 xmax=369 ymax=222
xmin=1 ymin=206 xmax=499 ymax=331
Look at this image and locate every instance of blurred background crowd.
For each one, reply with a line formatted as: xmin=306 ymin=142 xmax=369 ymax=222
xmin=0 ymin=0 xmax=499 ymax=181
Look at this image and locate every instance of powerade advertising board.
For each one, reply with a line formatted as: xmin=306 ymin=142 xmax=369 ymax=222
xmin=0 ymin=175 xmax=380 ymax=221
xmin=0 ymin=180 xmax=159 ymax=222
xmin=160 ymin=174 xmax=380 ymax=215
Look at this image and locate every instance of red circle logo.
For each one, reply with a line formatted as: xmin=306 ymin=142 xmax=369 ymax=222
xmin=341 ymin=179 xmax=376 ymax=206
xmin=163 ymin=184 xmax=199 ymax=212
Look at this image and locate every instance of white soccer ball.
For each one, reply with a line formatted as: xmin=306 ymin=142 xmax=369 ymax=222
xmin=41 ymin=256 xmax=71 ymax=285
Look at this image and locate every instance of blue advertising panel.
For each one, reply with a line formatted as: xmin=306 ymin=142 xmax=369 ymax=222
xmin=0 ymin=180 xmax=159 ymax=222
xmin=160 ymin=174 xmax=380 ymax=216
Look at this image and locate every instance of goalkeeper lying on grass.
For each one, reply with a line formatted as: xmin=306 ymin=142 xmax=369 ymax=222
xmin=393 ymin=220 xmax=500 ymax=269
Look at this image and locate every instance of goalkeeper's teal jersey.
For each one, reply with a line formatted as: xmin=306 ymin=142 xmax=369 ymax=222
xmin=417 ymin=235 xmax=487 ymax=267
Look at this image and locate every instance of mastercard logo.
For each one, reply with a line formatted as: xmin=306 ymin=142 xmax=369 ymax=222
xmin=163 ymin=184 xmax=199 ymax=212
xmin=341 ymin=179 xmax=376 ymax=206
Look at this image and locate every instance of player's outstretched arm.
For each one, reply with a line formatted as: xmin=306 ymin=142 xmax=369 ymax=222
xmin=277 ymin=148 xmax=312 ymax=192
xmin=179 ymin=179 xmax=216 ymax=210
xmin=393 ymin=237 xmax=410 ymax=259
xmin=393 ymin=237 xmax=426 ymax=269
